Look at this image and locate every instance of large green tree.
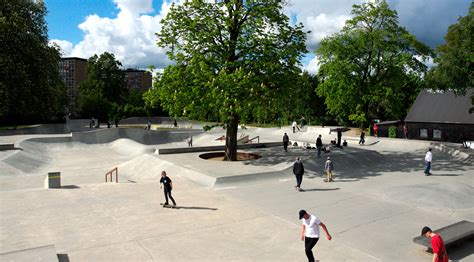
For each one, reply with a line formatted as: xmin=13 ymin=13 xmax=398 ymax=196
xmin=426 ymin=2 xmax=473 ymax=113
xmin=316 ymin=0 xmax=432 ymax=127
xmin=146 ymin=0 xmax=307 ymax=160
xmin=79 ymin=52 xmax=127 ymax=121
xmin=0 ymin=0 xmax=66 ymax=125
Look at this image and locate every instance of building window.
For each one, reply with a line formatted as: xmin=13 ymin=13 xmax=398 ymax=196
xmin=420 ymin=129 xmax=428 ymax=139
xmin=433 ymin=129 xmax=442 ymax=140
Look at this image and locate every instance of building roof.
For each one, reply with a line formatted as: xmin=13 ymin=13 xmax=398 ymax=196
xmin=405 ymin=89 xmax=474 ymax=124
xmin=61 ymin=57 xmax=87 ymax=61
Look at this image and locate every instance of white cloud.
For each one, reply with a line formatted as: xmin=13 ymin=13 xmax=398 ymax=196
xmin=49 ymin=0 xmax=178 ymax=69
xmin=303 ymin=56 xmax=321 ymax=75
xmin=50 ymin=39 xmax=74 ymax=56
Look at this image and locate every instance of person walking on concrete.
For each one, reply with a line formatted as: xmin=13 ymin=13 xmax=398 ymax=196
xmin=187 ymin=136 xmax=193 ymax=147
xmin=421 ymin=226 xmax=448 ymax=262
xmin=316 ymin=135 xmax=323 ymax=158
xmin=325 ymin=157 xmax=334 ymax=182
xmin=299 ymin=210 xmax=332 ymax=262
xmin=293 ymin=157 xmax=304 ymax=191
xmin=424 ymin=148 xmax=433 ymax=176
xmin=160 ymin=171 xmax=176 ymax=206
xmin=359 ymin=131 xmax=365 ymax=145
xmin=283 ymin=133 xmax=290 ymax=152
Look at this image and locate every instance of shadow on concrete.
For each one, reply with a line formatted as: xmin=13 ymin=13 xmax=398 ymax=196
xmin=244 ymin=146 xmax=471 ymax=182
xmin=60 ymin=185 xmax=80 ymax=189
xmin=57 ymin=253 xmax=70 ymax=262
xmin=430 ymin=173 xmax=462 ymax=177
xmin=446 ymin=239 xmax=474 ymax=260
xmin=169 ymin=206 xmax=218 ymax=211
xmin=301 ymin=188 xmax=340 ymax=192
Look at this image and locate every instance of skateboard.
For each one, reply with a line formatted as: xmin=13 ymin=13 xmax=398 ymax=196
xmin=323 ymin=179 xmax=334 ymax=182
xmin=160 ymin=203 xmax=180 ymax=209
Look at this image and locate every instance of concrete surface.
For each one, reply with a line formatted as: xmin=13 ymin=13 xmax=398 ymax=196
xmin=0 ymin=126 xmax=472 ymax=261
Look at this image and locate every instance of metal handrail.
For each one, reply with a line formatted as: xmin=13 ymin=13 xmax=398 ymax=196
xmin=247 ymin=136 xmax=259 ymax=144
xmin=105 ymin=167 xmax=118 ymax=183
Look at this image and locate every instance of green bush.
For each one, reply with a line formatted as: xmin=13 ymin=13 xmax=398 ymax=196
xmin=388 ymin=126 xmax=397 ymax=138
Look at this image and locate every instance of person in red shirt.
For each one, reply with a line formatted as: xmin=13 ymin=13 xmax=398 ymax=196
xmin=421 ymin=226 xmax=448 ymax=262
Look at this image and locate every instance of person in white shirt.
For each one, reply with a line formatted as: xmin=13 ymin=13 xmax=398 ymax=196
xmin=299 ymin=210 xmax=332 ymax=262
xmin=424 ymin=148 xmax=433 ymax=175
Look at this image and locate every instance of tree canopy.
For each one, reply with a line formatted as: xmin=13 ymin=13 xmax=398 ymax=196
xmin=316 ymin=0 xmax=432 ymax=127
xmin=0 ymin=0 xmax=66 ymax=125
xmin=426 ymin=2 xmax=473 ymax=96
xmin=145 ymin=0 xmax=307 ymax=160
xmin=79 ymin=52 xmax=127 ymax=121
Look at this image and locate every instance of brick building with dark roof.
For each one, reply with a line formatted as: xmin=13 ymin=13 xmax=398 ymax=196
xmin=404 ymin=89 xmax=474 ymax=142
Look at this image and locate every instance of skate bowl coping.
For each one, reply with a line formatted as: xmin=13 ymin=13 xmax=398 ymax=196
xmin=158 ymin=142 xmax=281 ymax=155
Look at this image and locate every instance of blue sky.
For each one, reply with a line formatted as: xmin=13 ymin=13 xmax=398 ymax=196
xmin=46 ymin=0 xmax=471 ymax=71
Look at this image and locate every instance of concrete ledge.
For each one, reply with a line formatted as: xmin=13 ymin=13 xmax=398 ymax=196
xmin=0 ymin=245 xmax=58 ymax=262
xmin=158 ymin=142 xmax=282 ymax=155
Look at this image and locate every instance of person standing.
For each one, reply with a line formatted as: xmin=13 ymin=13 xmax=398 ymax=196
xmin=373 ymin=123 xmax=379 ymax=137
xmin=283 ymin=133 xmax=290 ymax=152
xmin=316 ymin=135 xmax=323 ymax=158
xmin=293 ymin=157 xmax=304 ymax=191
xmin=359 ymin=131 xmax=365 ymax=145
xmin=421 ymin=226 xmax=448 ymax=262
xmin=325 ymin=157 xmax=334 ymax=182
xmin=147 ymin=121 xmax=151 ymax=130
xmin=336 ymin=128 xmax=342 ymax=148
xmin=292 ymin=121 xmax=298 ymax=133
xmin=160 ymin=171 xmax=176 ymax=206
xmin=403 ymin=124 xmax=408 ymax=139
xmin=299 ymin=210 xmax=332 ymax=262
xmin=187 ymin=136 xmax=193 ymax=147
xmin=424 ymin=148 xmax=433 ymax=176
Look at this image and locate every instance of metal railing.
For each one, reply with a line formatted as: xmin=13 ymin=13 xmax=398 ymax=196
xmin=105 ymin=167 xmax=118 ymax=183
xmin=247 ymin=136 xmax=260 ymax=144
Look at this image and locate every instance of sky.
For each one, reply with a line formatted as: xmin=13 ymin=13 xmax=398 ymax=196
xmin=46 ymin=0 xmax=471 ymax=73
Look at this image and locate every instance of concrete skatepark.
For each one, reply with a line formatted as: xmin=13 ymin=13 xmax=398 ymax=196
xmin=0 ymin=122 xmax=473 ymax=261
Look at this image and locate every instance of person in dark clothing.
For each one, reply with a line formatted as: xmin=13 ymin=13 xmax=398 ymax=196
xmin=293 ymin=157 xmax=304 ymax=191
xmin=283 ymin=133 xmax=290 ymax=152
xmin=173 ymin=119 xmax=178 ymax=128
xmin=159 ymin=171 xmax=176 ymax=206
xmin=359 ymin=131 xmax=365 ymax=145
xmin=316 ymin=135 xmax=323 ymax=158
xmin=336 ymin=128 xmax=342 ymax=148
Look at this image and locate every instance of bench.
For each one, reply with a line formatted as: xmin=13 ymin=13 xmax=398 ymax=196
xmin=413 ymin=220 xmax=474 ymax=252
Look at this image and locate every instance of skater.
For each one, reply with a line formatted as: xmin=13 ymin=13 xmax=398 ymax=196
xmin=373 ymin=123 xmax=379 ymax=137
xmin=337 ymin=128 xmax=342 ymax=148
xmin=300 ymin=116 xmax=306 ymax=129
xmin=325 ymin=157 xmax=334 ymax=182
xmin=159 ymin=171 xmax=176 ymax=206
xmin=421 ymin=226 xmax=448 ymax=262
xmin=299 ymin=210 xmax=332 ymax=262
xmin=293 ymin=157 xmax=304 ymax=191
xmin=147 ymin=121 xmax=151 ymax=130
xmin=424 ymin=148 xmax=432 ymax=176
xmin=359 ymin=131 xmax=365 ymax=145
xmin=187 ymin=136 xmax=193 ymax=147
xmin=292 ymin=121 xmax=298 ymax=133
xmin=283 ymin=133 xmax=289 ymax=152
xmin=316 ymin=135 xmax=323 ymax=158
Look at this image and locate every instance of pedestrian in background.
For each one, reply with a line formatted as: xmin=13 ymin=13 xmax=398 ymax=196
xmin=316 ymin=135 xmax=323 ymax=157
xmin=283 ymin=133 xmax=290 ymax=152
xmin=424 ymin=148 xmax=433 ymax=176
xmin=359 ymin=131 xmax=365 ymax=145
xmin=325 ymin=157 xmax=334 ymax=182
xmin=293 ymin=157 xmax=304 ymax=191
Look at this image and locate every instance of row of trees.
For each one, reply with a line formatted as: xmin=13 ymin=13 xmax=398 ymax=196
xmin=144 ymin=0 xmax=472 ymax=160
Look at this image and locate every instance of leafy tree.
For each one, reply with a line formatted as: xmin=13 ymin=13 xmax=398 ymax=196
xmin=79 ymin=52 xmax=126 ymax=121
xmin=0 ymin=0 xmax=66 ymax=125
xmin=316 ymin=0 xmax=432 ymax=127
xmin=426 ymin=2 xmax=473 ymax=113
xmin=147 ymin=0 xmax=307 ymax=160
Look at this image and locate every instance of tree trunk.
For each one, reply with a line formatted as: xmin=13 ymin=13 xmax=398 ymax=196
xmin=224 ymin=115 xmax=239 ymax=161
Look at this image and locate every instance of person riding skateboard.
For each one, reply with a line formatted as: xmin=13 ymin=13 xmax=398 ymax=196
xmin=160 ymin=171 xmax=176 ymax=206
